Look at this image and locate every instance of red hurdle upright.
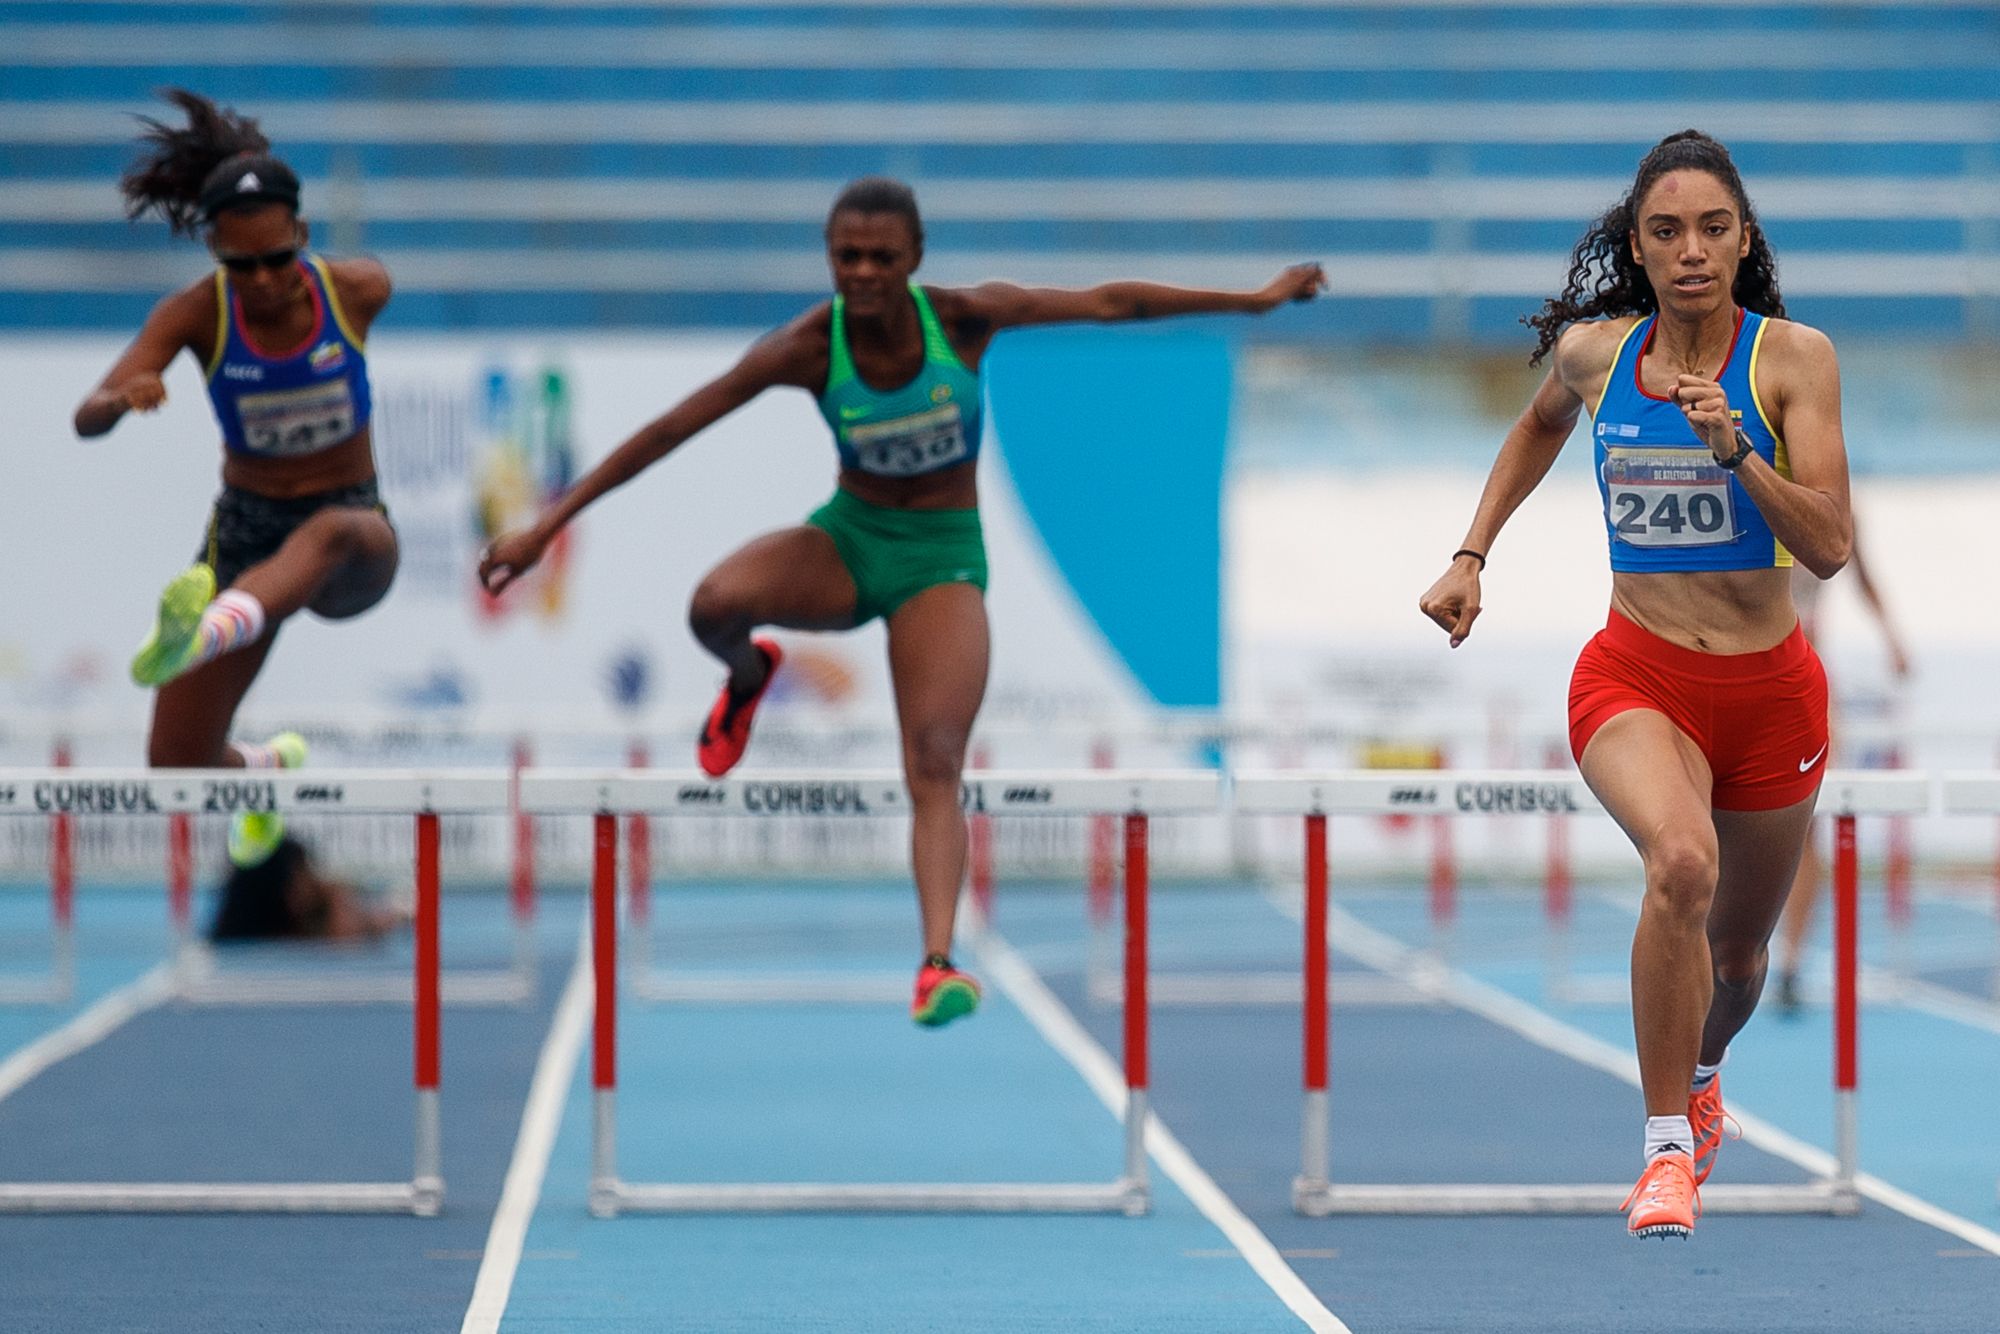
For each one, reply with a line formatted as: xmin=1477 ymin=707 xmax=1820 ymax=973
xmin=536 ymin=767 xmax=1213 ymax=1217
xmin=1231 ymin=768 xmax=1919 ymax=1218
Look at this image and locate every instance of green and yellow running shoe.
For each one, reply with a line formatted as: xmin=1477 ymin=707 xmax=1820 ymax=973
xmin=227 ymin=732 xmax=308 ymax=868
xmin=911 ymin=958 xmax=981 ymax=1029
xmin=130 ymin=564 xmax=216 ymax=687
xmin=267 ymin=731 xmax=308 ymax=770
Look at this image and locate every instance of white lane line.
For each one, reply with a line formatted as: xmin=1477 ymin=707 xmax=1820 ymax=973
xmin=461 ymin=929 xmax=593 ymax=1334
xmin=0 ymin=965 xmax=174 ymax=1105
xmin=976 ymin=931 xmax=1351 ymax=1334
xmin=1316 ymin=900 xmax=2000 ymax=1258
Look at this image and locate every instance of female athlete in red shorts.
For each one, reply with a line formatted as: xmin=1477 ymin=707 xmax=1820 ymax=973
xmin=1420 ymin=130 xmax=1853 ymax=1239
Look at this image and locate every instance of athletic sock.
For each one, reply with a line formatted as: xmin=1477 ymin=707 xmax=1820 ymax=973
xmin=193 ymin=591 xmax=267 ymax=668
xmin=230 ymin=739 xmax=283 ymax=769
xmin=1645 ymin=1115 xmax=1695 ymax=1163
xmin=923 ymin=953 xmax=953 ymax=970
xmin=1692 ymin=1053 xmax=1726 ymax=1091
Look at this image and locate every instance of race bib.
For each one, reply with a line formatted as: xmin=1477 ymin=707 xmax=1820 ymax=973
xmin=1602 ymin=446 xmax=1739 ymax=548
xmin=236 ymin=379 xmax=358 ymax=456
xmin=847 ymin=403 xmax=969 ymax=477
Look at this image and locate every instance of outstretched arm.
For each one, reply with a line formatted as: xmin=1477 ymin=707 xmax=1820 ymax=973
xmin=478 ymin=325 xmax=805 ymax=594
xmin=963 ymin=262 xmax=1326 ymax=332
xmin=73 ymin=286 xmax=206 ymax=437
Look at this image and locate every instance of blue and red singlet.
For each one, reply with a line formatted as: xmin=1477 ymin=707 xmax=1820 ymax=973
xmin=1589 ymin=308 xmax=1790 ymax=573
xmin=203 ymin=255 xmax=372 ymax=458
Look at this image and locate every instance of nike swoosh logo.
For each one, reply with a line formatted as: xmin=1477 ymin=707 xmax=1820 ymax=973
xmin=1799 ymin=743 xmax=1828 ymax=773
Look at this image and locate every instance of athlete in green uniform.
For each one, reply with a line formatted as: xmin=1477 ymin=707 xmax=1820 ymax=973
xmin=482 ymin=178 xmax=1324 ymax=1025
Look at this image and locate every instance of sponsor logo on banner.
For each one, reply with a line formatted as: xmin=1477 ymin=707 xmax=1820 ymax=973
xmin=293 ymin=784 xmax=346 ymax=803
xmin=1388 ymin=786 xmax=1437 ymax=807
xmin=741 ymin=782 xmax=873 ymax=815
xmin=1453 ymin=782 xmax=1579 ymax=813
xmin=677 ymin=785 xmax=728 ymax=806
xmin=1003 ymin=786 xmax=1054 ymax=806
xmin=34 ymin=781 xmax=162 ymax=814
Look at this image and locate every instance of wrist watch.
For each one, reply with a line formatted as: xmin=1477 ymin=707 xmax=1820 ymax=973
xmin=1717 ymin=427 xmax=1756 ymax=471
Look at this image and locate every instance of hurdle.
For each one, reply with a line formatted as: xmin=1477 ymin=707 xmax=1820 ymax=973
xmin=0 ymin=767 xmax=507 ymax=1214
xmin=519 ymin=767 xmax=1220 ymax=1217
xmin=1236 ymin=767 xmax=1930 ymax=1217
xmin=0 ymin=741 xmax=77 ymax=1005
xmin=167 ymin=753 xmax=534 ymax=1007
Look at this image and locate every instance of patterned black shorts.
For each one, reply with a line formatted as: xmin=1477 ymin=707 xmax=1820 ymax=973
xmin=197 ymin=479 xmax=390 ymax=588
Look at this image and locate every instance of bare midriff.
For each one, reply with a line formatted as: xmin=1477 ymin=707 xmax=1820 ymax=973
xmin=221 ymin=429 xmax=377 ymax=499
xmin=837 ymin=458 xmax=978 ymax=510
xmin=1610 ymin=566 xmax=1798 ymax=655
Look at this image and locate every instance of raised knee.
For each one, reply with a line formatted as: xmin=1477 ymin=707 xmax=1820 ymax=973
xmin=687 ymin=576 xmax=743 ymax=638
xmin=1644 ymin=834 xmax=1718 ymax=919
xmin=305 ymin=509 xmax=369 ymax=562
xmin=905 ymin=725 xmax=968 ymax=790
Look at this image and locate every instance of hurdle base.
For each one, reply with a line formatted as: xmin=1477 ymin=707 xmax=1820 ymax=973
xmin=1542 ymin=974 xmax=1633 ymax=1006
xmin=1089 ymin=970 xmax=1438 ymax=1008
xmin=0 ymin=977 xmax=74 ymax=1005
xmin=1291 ymin=1179 xmax=1859 ymax=1217
xmin=0 ymin=1181 xmax=439 ymax=1215
xmin=0 ymin=935 xmax=76 ymax=1005
xmin=629 ymin=971 xmax=910 ymax=1004
xmin=597 ymin=1179 xmax=1147 ymax=1216
xmin=171 ymin=968 xmax=531 ymax=1007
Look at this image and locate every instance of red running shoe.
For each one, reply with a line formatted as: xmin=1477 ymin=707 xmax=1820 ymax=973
xmin=911 ymin=959 xmax=981 ymax=1028
xmin=1622 ymin=1152 xmax=1700 ymax=1240
xmin=1688 ymin=1076 xmax=1739 ymax=1186
xmin=697 ymin=638 xmax=782 ymax=778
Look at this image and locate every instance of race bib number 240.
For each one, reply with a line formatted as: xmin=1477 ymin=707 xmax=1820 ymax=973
xmin=1602 ymin=446 xmax=1740 ymax=548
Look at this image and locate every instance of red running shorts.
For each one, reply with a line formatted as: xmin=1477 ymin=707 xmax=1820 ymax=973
xmin=1568 ymin=609 xmax=1829 ymax=812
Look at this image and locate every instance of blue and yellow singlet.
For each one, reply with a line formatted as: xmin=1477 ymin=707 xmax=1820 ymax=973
xmin=1590 ymin=308 xmax=1791 ymax=572
xmin=203 ymin=254 xmax=372 ymax=458
xmin=817 ymin=284 xmax=983 ymax=478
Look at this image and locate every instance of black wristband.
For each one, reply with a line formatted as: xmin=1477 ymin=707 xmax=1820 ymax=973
xmin=1452 ymin=548 xmax=1486 ymax=569
xmin=1718 ymin=428 xmax=1756 ymax=471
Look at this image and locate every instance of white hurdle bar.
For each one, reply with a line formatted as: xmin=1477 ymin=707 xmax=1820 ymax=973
xmin=518 ymin=768 xmax=1221 ymax=1217
xmin=0 ymin=768 xmax=510 ymax=1214
xmin=1234 ymin=768 xmax=1930 ymax=1217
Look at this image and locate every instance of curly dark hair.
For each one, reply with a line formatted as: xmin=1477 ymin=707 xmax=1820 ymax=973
xmin=1525 ymin=130 xmax=1784 ymax=365
xmin=825 ymin=176 xmax=924 ymax=251
xmin=119 ymin=88 xmax=278 ymax=236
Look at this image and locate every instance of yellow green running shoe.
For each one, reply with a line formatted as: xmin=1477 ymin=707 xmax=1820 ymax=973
xmin=130 ymin=564 xmax=216 ymax=687
xmin=227 ymin=732 xmax=308 ymax=869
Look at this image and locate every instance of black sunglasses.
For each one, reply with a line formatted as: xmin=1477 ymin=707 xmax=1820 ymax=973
xmin=216 ymin=247 xmax=299 ymax=275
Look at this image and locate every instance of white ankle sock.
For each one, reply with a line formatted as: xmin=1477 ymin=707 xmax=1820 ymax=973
xmin=1692 ymin=1055 xmax=1725 ymax=1091
xmin=1645 ymin=1115 xmax=1695 ymax=1163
